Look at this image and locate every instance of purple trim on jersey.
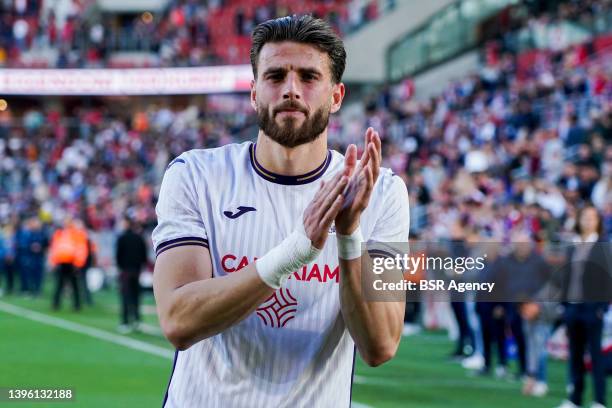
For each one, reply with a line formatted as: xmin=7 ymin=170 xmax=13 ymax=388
xmin=167 ymin=158 xmax=185 ymax=169
xmin=348 ymin=346 xmax=356 ymax=407
xmin=249 ymin=143 xmax=332 ymax=185
xmin=366 ymin=249 xmax=396 ymax=258
xmin=156 ymin=237 xmax=209 ymax=256
xmin=162 ymin=350 xmax=179 ymax=408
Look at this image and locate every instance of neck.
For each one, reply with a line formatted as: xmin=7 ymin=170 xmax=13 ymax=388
xmin=255 ymin=130 xmax=328 ymax=176
xmin=581 ymin=230 xmax=596 ymax=240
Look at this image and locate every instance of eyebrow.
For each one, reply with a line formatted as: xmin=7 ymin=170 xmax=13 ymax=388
xmin=262 ymin=67 xmax=323 ymax=78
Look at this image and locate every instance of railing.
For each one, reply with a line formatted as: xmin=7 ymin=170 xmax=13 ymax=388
xmin=387 ymin=0 xmax=520 ymax=81
xmin=506 ymin=9 xmax=612 ymax=53
xmin=387 ymin=1 xmax=612 ymax=82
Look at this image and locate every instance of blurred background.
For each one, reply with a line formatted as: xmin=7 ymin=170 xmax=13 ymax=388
xmin=0 ymin=0 xmax=611 ymax=407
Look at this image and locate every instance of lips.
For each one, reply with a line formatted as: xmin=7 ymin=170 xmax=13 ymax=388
xmin=274 ymin=105 xmax=307 ymax=116
xmin=278 ymin=110 xmax=304 ymax=115
xmin=277 ymin=109 xmax=304 ymax=114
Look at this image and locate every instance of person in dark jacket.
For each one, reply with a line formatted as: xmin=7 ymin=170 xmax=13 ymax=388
xmin=27 ymin=217 xmax=49 ymax=297
xmin=0 ymin=224 xmax=16 ymax=295
xmin=448 ymin=222 xmax=474 ymax=359
xmin=115 ymin=217 xmax=148 ymax=333
xmin=80 ymin=237 xmax=96 ymax=306
xmin=555 ymin=205 xmax=611 ymax=408
xmin=13 ymin=216 xmax=48 ymax=297
xmin=14 ymin=219 xmax=31 ymax=295
xmin=475 ymin=242 xmax=507 ymax=377
xmin=494 ymin=230 xmax=551 ymax=380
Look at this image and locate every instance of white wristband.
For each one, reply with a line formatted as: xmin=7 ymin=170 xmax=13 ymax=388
xmin=255 ymin=224 xmax=321 ymax=289
xmin=336 ymin=226 xmax=363 ymax=260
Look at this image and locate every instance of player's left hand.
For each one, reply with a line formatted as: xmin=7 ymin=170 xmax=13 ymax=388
xmin=335 ymin=127 xmax=381 ymax=235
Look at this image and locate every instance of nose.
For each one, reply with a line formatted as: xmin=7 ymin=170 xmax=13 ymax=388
xmin=282 ymin=71 xmax=301 ymax=101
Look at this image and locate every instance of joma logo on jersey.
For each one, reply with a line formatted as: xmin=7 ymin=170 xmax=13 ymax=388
xmin=221 ymin=254 xmax=339 ymax=283
xmin=223 ymin=206 xmax=256 ymax=219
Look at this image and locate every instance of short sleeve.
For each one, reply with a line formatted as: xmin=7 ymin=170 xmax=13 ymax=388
xmin=367 ymin=173 xmax=410 ymax=258
xmin=151 ymin=155 xmax=209 ymax=257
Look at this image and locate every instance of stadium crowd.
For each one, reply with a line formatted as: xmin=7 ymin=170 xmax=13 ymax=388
xmin=0 ymin=0 xmax=394 ymax=68
xmin=0 ymin=1 xmax=610 ymax=406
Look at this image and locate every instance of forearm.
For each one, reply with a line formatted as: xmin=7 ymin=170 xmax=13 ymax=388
xmin=158 ymin=225 xmax=321 ymax=350
xmin=161 ymin=264 xmax=274 ymax=350
xmin=339 ymin=257 xmax=404 ymax=366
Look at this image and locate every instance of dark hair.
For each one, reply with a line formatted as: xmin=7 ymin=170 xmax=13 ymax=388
xmin=575 ymin=204 xmax=603 ymax=237
xmin=250 ymin=15 xmax=346 ymax=84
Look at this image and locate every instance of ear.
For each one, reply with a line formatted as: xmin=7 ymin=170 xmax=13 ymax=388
xmin=250 ymin=79 xmax=257 ymax=111
xmin=330 ymin=82 xmax=345 ymax=114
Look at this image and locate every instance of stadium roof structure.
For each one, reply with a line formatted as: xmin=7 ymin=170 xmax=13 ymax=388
xmin=96 ymin=0 xmax=170 ymax=12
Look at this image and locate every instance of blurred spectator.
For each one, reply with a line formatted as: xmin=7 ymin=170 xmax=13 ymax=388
xmin=495 ymin=230 xmax=552 ymax=380
xmin=115 ymin=217 xmax=148 ymax=333
xmin=591 ymin=159 xmax=611 ymax=211
xmin=80 ymin=236 xmax=97 ymax=306
xmin=448 ymin=222 xmax=475 ymax=359
xmin=519 ymin=259 xmax=559 ymax=398
xmin=473 ymin=240 xmax=506 ymax=376
xmin=556 ymin=205 xmax=610 ymax=408
xmin=0 ymin=223 xmax=16 ymax=295
xmin=14 ymin=218 xmax=33 ymax=295
xmin=25 ymin=216 xmax=49 ymax=297
xmin=49 ymin=217 xmax=89 ymax=311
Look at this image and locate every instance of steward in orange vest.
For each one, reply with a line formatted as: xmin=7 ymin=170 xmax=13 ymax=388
xmin=50 ymin=219 xmax=89 ymax=311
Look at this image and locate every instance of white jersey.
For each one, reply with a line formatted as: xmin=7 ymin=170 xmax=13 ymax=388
xmin=152 ymin=141 xmax=409 ymax=408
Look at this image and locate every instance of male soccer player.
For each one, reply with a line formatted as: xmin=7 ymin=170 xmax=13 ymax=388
xmin=153 ymin=15 xmax=409 ymax=407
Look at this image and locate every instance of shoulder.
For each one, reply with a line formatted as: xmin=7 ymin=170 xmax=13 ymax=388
xmin=161 ymin=143 xmax=251 ymax=193
xmin=379 ymin=168 xmax=404 ymax=191
xmin=373 ymin=168 xmax=407 ymax=207
xmin=169 ymin=142 xmax=251 ymax=173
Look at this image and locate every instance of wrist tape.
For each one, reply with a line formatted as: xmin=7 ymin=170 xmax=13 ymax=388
xmin=256 ymin=224 xmax=321 ymax=289
xmin=336 ymin=226 xmax=363 ymax=260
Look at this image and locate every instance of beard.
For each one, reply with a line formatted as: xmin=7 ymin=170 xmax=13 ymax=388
xmin=257 ymin=100 xmax=331 ymax=148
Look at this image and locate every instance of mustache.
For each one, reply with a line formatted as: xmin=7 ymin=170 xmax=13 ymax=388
xmin=273 ymin=101 xmax=308 ymax=116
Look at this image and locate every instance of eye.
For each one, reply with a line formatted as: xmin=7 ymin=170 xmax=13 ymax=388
xmin=302 ymin=73 xmax=316 ymax=82
xmin=267 ymin=74 xmax=284 ymax=82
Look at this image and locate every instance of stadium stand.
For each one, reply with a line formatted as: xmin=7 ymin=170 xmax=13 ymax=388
xmin=0 ymin=0 xmax=396 ymax=68
xmin=0 ymin=0 xmax=609 ymax=257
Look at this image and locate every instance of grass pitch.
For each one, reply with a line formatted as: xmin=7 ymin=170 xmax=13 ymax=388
xmin=1 ymin=282 xmax=609 ymax=407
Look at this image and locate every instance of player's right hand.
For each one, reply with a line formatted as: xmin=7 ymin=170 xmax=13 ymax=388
xmin=303 ymin=171 xmax=349 ymax=249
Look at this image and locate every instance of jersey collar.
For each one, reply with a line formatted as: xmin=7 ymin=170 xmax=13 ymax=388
xmin=249 ymin=143 xmax=332 ymax=185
